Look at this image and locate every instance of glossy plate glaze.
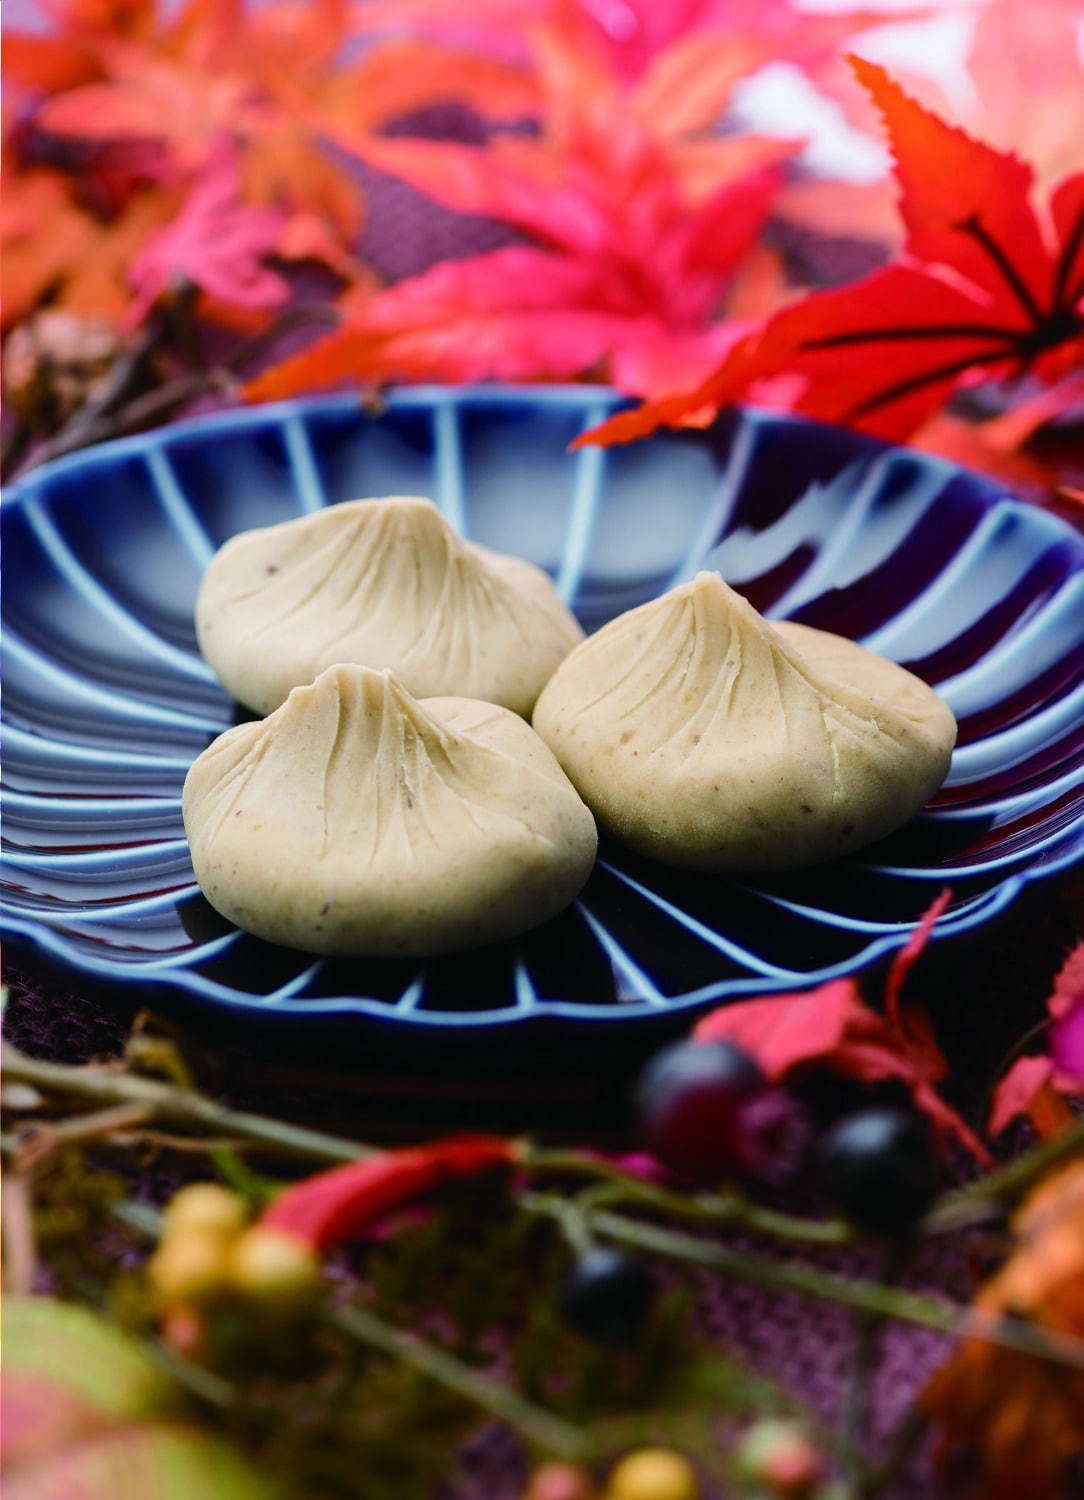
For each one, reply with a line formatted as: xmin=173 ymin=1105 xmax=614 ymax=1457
xmin=3 ymin=387 xmax=1083 ymax=1035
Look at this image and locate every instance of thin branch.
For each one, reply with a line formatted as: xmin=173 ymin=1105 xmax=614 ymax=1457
xmin=1 ymin=413 xmax=32 ymax=479
xmin=2 ymin=1045 xmax=373 ymax=1167
xmin=16 ymin=1101 xmax=153 ymax=1158
xmin=527 ymin=1148 xmax=853 ymax=1246
xmin=1 ymin=1172 xmax=38 ymax=1295
xmin=331 ymin=1302 xmax=587 ymax=1460
xmin=926 ymin=1116 xmax=1084 ymax=1233
xmin=16 ymin=310 xmax=166 ymax=475
xmin=10 ymin=299 xmax=339 ymax=478
xmin=519 ymin=1195 xmax=1084 ymax=1372
xmin=839 ymin=1244 xmax=905 ymax=1484
xmin=856 ymin=1406 xmax=930 ymax=1500
xmin=110 ymin=1192 xmax=676 ymax=1458
xmin=146 ymin=1339 xmax=238 ymax=1409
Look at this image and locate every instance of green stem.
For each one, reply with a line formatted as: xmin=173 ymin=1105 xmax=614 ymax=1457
xmin=526 ymin=1148 xmax=854 ymax=1246
xmin=856 ymin=1406 xmax=929 ymax=1500
xmin=112 ymin=1198 xmax=164 ymax=1238
xmin=147 ymin=1340 xmax=238 ymax=1409
xmin=839 ymin=1244 xmax=904 ymax=1485
xmin=331 ymin=1303 xmax=587 ymax=1461
xmin=1 ymin=1046 xmax=372 ymax=1167
xmin=927 ymin=1116 xmax=1084 ymax=1232
xmin=116 ymin=1196 xmax=583 ymax=1455
xmin=520 ymin=1195 xmax=1084 ymax=1371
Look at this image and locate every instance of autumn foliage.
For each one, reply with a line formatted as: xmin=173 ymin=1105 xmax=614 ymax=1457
xmin=3 ymin=0 xmax=1082 ymax=499
xmin=923 ymin=1159 xmax=1084 ymax=1499
xmin=581 ymin=57 xmax=1084 ymax=455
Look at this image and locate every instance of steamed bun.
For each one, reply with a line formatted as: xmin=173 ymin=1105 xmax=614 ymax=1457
xmin=183 ymin=664 xmax=597 ymax=955
xmin=196 ymin=496 xmax=583 ymax=716
xmin=531 ymin=571 xmax=955 ymax=870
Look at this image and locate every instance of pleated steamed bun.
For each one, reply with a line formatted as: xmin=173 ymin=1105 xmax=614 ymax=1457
xmin=183 ymin=664 xmax=597 ymax=955
xmin=532 ymin=571 xmax=955 ymax=870
xmin=196 ymin=496 xmax=583 ymax=716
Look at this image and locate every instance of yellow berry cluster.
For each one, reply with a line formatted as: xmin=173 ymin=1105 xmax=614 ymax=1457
xmin=148 ymin=1183 xmax=318 ymax=1315
xmin=523 ymin=1448 xmax=700 ymax=1500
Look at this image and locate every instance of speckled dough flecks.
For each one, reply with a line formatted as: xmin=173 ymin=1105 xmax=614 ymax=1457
xmin=195 ymin=496 xmax=583 ymax=715
xmin=531 ymin=571 xmax=956 ymax=870
xmin=183 ymin=664 xmax=598 ymax=955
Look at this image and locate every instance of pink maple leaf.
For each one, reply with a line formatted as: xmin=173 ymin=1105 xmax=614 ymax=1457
xmin=989 ymin=941 xmax=1084 ymax=1137
xmin=126 ymin=139 xmax=289 ymax=327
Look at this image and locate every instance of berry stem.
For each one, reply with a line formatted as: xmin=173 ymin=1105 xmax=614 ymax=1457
xmin=855 ymin=1405 xmax=930 ymax=1500
xmin=527 ymin=1148 xmax=853 ymax=1245
xmin=112 ymin=1192 xmax=588 ymax=1459
xmin=331 ymin=1302 xmax=588 ymax=1461
xmin=520 ymin=1195 xmax=1084 ymax=1371
xmin=926 ymin=1115 xmax=1084 ymax=1232
xmin=2 ymin=1043 xmax=375 ymax=1166
xmin=146 ymin=1338 xmax=239 ymax=1409
xmin=838 ymin=1244 xmax=905 ymax=1485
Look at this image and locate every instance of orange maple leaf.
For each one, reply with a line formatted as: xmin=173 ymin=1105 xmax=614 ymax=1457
xmin=9 ymin=0 xmax=534 ymax=280
xmin=922 ymin=1159 xmax=1084 ymax=1500
xmin=1 ymin=167 xmax=177 ymax=328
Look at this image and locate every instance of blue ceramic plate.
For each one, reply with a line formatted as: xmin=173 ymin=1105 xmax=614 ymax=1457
xmin=3 ymin=387 xmax=1083 ymax=1034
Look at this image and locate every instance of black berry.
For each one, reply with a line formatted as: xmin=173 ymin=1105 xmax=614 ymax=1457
xmin=817 ymin=1106 xmax=940 ymax=1238
xmin=558 ymin=1248 xmax=656 ymax=1346
xmin=637 ymin=1039 xmax=766 ymax=1182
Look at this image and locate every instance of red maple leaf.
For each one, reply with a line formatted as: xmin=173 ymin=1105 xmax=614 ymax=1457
xmin=581 ymin=58 xmax=1084 ymax=450
xmin=826 ymin=0 xmax=1084 ymax=197
xmin=246 ymin=23 xmax=788 ymax=401
xmin=691 ymin=892 xmax=991 ymax=1163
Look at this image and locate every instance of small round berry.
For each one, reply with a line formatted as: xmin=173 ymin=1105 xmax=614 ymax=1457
xmin=162 ymin=1183 xmax=248 ymax=1241
xmin=230 ymin=1227 xmax=319 ymax=1308
xmin=637 ymin=1039 xmax=766 ymax=1182
xmin=522 ymin=1461 xmax=598 ymax=1500
xmin=558 ymin=1248 xmax=656 ymax=1347
xmin=734 ymin=1419 xmax=825 ymax=1497
xmin=162 ymin=1304 xmax=204 ymax=1356
xmin=148 ymin=1230 xmax=232 ymax=1306
xmin=817 ymin=1106 xmax=939 ymax=1238
xmin=605 ymin=1447 xmax=700 ymax=1500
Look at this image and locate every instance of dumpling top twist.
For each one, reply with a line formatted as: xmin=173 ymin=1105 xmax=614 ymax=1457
xmin=183 ymin=663 xmax=597 ymax=955
xmin=196 ymin=496 xmax=583 ymax=715
xmin=532 ymin=571 xmax=956 ymax=870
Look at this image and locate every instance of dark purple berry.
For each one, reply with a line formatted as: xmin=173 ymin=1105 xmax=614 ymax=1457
xmin=636 ymin=1039 xmax=767 ymax=1182
xmin=817 ymin=1107 xmax=940 ymax=1238
xmin=558 ymin=1248 xmax=656 ymax=1346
